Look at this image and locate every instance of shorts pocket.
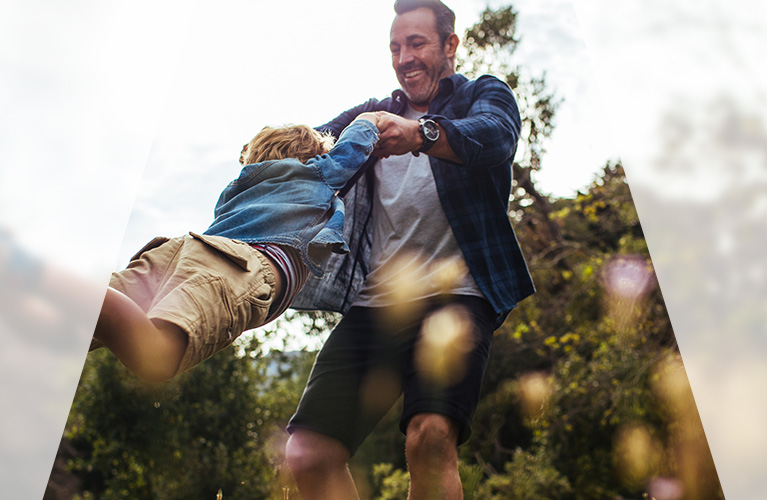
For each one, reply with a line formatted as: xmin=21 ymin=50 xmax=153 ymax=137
xmin=189 ymin=232 xmax=254 ymax=271
xmin=171 ymin=277 xmax=237 ymax=375
xmin=193 ymin=276 xmax=236 ymax=346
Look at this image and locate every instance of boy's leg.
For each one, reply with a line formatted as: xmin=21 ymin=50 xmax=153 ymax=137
xmin=94 ymin=287 xmax=187 ymax=383
xmin=94 ymin=233 xmax=276 ymax=381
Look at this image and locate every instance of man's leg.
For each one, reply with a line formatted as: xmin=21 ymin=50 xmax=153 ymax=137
xmin=93 ymin=287 xmax=187 ymax=383
xmin=286 ymin=306 xmax=407 ymax=499
xmin=400 ymin=296 xmax=497 ymax=500
xmin=285 ymin=429 xmax=360 ymax=500
xmin=405 ymin=413 xmax=462 ymax=500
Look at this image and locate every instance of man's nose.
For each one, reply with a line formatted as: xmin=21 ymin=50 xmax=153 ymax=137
xmin=397 ymin=47 xmax=415 ymax=66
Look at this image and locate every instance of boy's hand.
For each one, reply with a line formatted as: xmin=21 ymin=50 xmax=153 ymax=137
xmin=371 ymin=111 xmax=420 ymax=158
xmin=354 ymin=112 xmax=379 ymax=127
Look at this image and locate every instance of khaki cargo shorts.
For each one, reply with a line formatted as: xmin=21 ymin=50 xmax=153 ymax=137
xmin=109 ymin=232 xmax=276 ymax=375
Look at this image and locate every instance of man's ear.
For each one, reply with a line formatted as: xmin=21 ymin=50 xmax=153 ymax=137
xmin=444 ymin=33 xmax=460 ymax=59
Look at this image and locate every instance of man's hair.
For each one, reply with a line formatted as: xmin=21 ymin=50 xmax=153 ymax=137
xmin=393 ymin=0 xmax=455 ymax=45
xmin=240 ymin=125 xmax=335 ymax=165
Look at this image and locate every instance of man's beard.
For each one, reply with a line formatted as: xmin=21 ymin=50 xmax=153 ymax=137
xmin=400 ymin=56 xmax=452 ymax=106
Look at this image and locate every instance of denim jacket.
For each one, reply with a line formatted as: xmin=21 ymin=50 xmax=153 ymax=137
xmin=203 ymin=120 xmax=379 ymax=277
xmin=293 ymin=74 xmax=535 ymax=327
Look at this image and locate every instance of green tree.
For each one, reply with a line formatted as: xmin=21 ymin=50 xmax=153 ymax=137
xmin=63 ymin=337 xmax=314 ymax=500
xmin=463 ymin=162 xmax=722 ymax=499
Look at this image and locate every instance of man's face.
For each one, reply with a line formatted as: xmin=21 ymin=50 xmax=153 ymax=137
xmin=390 ymin=7 xmax=456 ymax=110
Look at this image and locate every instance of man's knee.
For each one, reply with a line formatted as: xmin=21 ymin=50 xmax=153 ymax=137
xmin=285 ymin=430 xmax=350 ymax=477
xmin=405 ymin=414 xmax=459 ymax=459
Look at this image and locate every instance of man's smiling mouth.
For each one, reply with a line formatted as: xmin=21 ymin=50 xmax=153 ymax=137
xmin=404 ymin=69 xmax=424 ymax=79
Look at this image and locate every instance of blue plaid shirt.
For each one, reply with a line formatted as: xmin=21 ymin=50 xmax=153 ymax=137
xmin=292 ymin=73 xmax=534 ymax=326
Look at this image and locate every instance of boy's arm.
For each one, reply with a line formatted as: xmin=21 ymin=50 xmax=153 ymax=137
xmin=316 ymin=99 xmax=383 ymax=138
xmin=309 ymin=114 xmax=380 ymax=191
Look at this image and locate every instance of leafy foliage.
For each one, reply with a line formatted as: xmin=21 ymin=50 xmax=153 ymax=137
xmin=64 ymin=338 xmax=314 ymax=499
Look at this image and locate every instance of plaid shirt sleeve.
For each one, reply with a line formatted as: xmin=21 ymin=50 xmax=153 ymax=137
xmin=424 ymin=75 xmax=522 ymax=169
xmin=425 ymin=74 xmax=535 ymax=325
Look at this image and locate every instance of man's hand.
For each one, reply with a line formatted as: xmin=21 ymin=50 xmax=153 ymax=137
xmin=372 ymin=111 xmax=421 ymax=158
xmin=372 ymin=111 xmax=462 ymax=163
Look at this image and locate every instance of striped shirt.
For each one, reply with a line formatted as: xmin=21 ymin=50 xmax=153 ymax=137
xmin=251 ymin=243 xmax=309 ymax=323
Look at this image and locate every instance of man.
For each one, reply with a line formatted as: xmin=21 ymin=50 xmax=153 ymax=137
xmin=286 ymin=1 xmax=534 ymax=498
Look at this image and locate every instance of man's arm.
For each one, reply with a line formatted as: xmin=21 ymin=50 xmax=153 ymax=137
xmin=373 ymin=113 xmax=461 ymax=164
xmin=374 ymin=75 xmax=521 ymax=168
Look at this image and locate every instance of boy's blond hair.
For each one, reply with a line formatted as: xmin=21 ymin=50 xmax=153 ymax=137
xmin=240 ymin=125 xmax=336 ymax=165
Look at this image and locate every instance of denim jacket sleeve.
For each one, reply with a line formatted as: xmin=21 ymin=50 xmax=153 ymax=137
xmin=316 ymin=98 xmax=385 ymax=137
xmin=307 ymin=119 xmax=379 ymax=191
xmin=424 ymin=75 xmax=522 ymax=169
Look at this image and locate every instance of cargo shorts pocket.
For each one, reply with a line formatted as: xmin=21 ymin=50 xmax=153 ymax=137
xmin=191 ymin=275 xmax=238 ymax=345
xmin=168 ymin=274 xmax=239 ymax=373
xmin=189 ymin=232 xmax=253 ymax=271
xmin=187 ymin=232 xmax=274 ymax=334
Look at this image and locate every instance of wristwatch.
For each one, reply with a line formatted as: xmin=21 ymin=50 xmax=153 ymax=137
xmin=417 ymin=118 xmax=440 ymax=153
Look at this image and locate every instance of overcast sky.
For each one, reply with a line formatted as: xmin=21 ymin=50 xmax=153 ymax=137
xmin=116 ymin=0 xmax=612 ymax=266
xmin=0 ymin=0 xmax=610 ymax=272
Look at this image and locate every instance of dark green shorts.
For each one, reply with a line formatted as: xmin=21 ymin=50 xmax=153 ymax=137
xmin=287 ymin=295 xmax=496 ymax=456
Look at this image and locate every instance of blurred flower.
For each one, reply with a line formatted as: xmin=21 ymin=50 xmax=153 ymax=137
xmin=652 ymin=355 xmax=695 ymax=419
xmin=604 ymin=255 xmax=655 ymax=300
xmin=373 ymin=252 xmax=429 ymax=326
xmin=613 ymin=422 xmax=661 ymax=490
xmin=430 ymin=258 xmax=468 ymax=295
xmin=652 ymin=355 xmax=721 ymax=500
xmin=415 ymin=305 xmax=474 ymax=387
xmin=648 ymin=476 xmax=684 ymax=500
xmin=603 ymin=255 xmax=656 ymax=335
xmin=516 ymin=371 xmax=552 ymax=419
xmin=360 ymin=366 xmax=402 ymax=416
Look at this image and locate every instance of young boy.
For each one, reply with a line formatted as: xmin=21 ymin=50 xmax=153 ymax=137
xmin=91 ymin=113 xmax=380 ymax=383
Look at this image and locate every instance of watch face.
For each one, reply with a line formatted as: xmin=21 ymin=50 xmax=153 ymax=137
xmin=422 ymin=119 xmax=439 ymax=141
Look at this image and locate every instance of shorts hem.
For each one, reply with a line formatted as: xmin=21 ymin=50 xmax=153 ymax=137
xmin=285 ymin=421 xmax=358 ymax=456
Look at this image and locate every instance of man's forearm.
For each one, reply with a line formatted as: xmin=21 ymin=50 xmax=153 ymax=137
xmin=372 ymin=112 xmax=460 ymax=163
xmin=423 ymin=122 xmax=461 ymax=164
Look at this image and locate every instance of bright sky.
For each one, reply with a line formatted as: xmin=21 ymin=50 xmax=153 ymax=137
xmin=1 ymin=0 xmax=612 ymax=272
xmin=116 ymin=0 xmax=612 ymax=266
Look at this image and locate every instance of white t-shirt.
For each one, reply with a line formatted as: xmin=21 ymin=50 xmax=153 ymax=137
xmin=354 ymin=106 xmax=483 ymax=307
